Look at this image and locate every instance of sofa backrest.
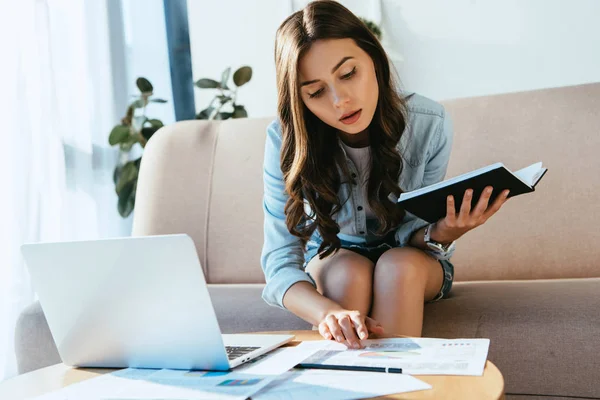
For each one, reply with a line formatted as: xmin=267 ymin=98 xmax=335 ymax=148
xmin=133 ymin=83 xmax=600 ymax=283
xmin=133 ymin=118 xmax=271 ymax=284
xmin=443 ymin=83 xmax=600 ymax=281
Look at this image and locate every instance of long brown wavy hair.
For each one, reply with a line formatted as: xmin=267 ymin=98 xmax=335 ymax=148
xmin=274 ymin=0 xmax=408 ymax=259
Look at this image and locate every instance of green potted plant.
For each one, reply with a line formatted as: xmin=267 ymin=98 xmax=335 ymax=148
xmin=195 ymin=66 xmax=252 ymax=120
xmin=108 ymin=77 xmax=167 ymax=217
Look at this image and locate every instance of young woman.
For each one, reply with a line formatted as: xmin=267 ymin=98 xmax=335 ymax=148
xmin=260 ymin=0 xmax=509 ymax=349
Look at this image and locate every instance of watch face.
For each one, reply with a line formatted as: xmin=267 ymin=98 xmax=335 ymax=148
xmin=426 ymin=242 xmax=444 ymax=252
xmin=427 ymin=240 xmax=454 ymax=254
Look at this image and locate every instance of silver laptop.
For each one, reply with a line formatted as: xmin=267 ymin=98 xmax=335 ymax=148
xmin=21 ymin=234 xmax=294 ymax=371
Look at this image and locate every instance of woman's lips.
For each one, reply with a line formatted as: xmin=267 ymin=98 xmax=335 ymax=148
xmin=340 ymin=109 xmax=362 ymax=125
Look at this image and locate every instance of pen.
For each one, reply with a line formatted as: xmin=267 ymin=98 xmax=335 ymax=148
xmin=296 ymin=363 xmax=403 ymax=374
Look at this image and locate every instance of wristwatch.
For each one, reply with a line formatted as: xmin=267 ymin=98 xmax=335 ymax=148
xmin=424 ymin=223 xmax=456 ymax=256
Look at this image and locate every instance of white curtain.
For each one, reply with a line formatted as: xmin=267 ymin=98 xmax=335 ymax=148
xmin=0 ymin=0 xmax=132 ymax=381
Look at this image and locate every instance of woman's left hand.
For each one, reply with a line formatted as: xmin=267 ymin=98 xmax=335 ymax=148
xmin=432 ymin=186 xmax=511 ymax=243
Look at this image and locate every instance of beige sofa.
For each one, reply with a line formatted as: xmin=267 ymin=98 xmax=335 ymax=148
xmin=16 ymin=83 xmax=600 ymax=399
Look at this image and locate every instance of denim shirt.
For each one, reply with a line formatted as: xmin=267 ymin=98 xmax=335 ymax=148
xmin=260 ymin=93 xmax=454 ymax=309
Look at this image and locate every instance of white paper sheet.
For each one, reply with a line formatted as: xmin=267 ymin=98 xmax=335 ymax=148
xmin=250 ymin=369 xmax=431 ymax=400
xmin=299 ymin=338 xmax=490 ymax=376
xmin=31 ymin=343 xmax=331 ymax=400
xmin=32 ymin=368 xmax=276 ymax=400
xmin=235 ymin=341 xmax=331 ymax=376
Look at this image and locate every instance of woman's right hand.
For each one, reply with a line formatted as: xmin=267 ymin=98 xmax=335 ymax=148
xmin=317 ymin=309 xmax=384 ymax=349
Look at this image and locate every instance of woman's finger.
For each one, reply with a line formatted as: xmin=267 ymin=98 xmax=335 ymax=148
xmin=338 ymin=315 xmax=361 ymax=349
xmin=483 ymin=189 xmax=510 ymax=219
xmin=471 ymin=186 xmax=493 ymax=219
xmin=318 ymin=322 xmax=332 ymax=340
xmin=446 ymin=195 xmax=456 ymax=220
xmin=459 ymin=189 xmax=473 ymax=219
xmin=348 ymin=314 xmax=369 ymax=340
xmin=326 ymin=315 xmax=345 ymax=344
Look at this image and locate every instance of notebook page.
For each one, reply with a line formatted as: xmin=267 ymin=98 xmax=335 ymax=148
xmin=514 ymin=162 xmax=543 ymax=186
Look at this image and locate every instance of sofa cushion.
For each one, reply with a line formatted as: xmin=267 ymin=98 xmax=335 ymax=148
xmin=423 ymin=278 xmax=600 ymax=398
xmin=207 ymin=284 xmax=311 ymax=332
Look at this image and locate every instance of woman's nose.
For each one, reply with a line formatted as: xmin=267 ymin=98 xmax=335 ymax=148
xmin=332 ymin=87 xmax=350 ymax=109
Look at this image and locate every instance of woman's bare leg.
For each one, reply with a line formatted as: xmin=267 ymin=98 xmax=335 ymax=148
xmin=370 ymin=247 xmax=444 ymax=337
xmin=305 ymin=248 xmax=374 ymax=316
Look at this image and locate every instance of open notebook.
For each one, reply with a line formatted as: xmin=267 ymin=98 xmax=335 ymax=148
xmin=397 ymin=162 xmax=548 ymax=223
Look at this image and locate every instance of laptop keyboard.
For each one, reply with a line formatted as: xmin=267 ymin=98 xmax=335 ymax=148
xmin=225 ymin=346 xmax=260 ymax=361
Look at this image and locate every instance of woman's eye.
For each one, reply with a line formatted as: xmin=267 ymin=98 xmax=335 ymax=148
xmin=307 ymin=67 xmax=356 ymax=99
xmin=341 ymin=67 xmax=356 ymax=80
xmin=309 ymin=88 xmax=324 ymax=99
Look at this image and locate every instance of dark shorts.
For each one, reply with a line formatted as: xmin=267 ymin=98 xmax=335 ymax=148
xmin=303 ymin=234 xmax=454 ymax=303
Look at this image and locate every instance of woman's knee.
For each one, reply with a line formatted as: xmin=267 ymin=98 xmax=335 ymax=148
xmin=306 ymin=248 xmax=374 ymax=308
xmin=374 ymin=247 xmax=430 ymax=288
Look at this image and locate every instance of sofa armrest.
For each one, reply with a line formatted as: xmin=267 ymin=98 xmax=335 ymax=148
xmin=14 ymin=301 xmax=60 ymax=375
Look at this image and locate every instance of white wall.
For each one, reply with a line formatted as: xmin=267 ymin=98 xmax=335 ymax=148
xmin=187 ymin=0 xmax=294 ymax=119
xmin=187 ymin=0 xmax=600 ymax=118
xmin=188 ymin=0 xmax=600 ymax=117
xmin=383 ymin=0 xmax=600 ymax=100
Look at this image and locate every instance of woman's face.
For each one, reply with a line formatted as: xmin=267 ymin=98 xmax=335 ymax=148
xmin=298 ymin=38 xmax=379 ymax=135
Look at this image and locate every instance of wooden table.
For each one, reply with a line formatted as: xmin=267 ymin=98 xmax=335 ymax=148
xmin=0 ymin=330 xmax=504 ymax=400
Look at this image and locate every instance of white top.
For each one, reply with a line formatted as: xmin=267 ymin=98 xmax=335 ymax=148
xmin=340 ymin=141 xmax=376 ymax=219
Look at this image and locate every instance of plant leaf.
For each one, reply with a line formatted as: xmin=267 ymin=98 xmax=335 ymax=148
xmin=119 ymin=135 xmax=139 ymax=152
xmin=147 ymin=119 xmax=164 ymax=128
xmin=128 ymin=181 xmax=137 ymax=214
xmin=232 ymin=105 xmax=248 ymax=118
xmin=215 ymin=111 xmax=233 ymax=120
xmin=221 ymin=67 xmax=231 ymax=89
xmin=196 ymin=106 xmax=214 ymax=119
xmin=195 ymin=78 xmax=219 ymax=89
xmin=150 ymin=98 xmax=168 ymax=103
xmin=115 ymin=161 xmax=138 ymax=194
xmin=117 ymin=180 xmax=136 ymax=218
xmin=233 ymin=66 xmax=252 ymax=87
xmin=141 ymin=126 xmax=159 ymax=141
xmin=113 ymin=164 xmax=122 ymax=185
xmin=136 ymin=77 xmax=153 ymax=93
xmin=109 ymin=125 xmax=130 ymax=145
